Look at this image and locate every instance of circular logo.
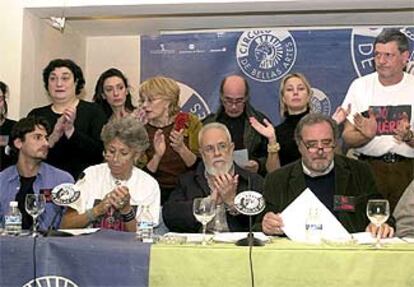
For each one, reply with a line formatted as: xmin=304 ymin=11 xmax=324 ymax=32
xmin=51 ymin=183 xmax=80 ymax=206
xmin=351 ymin=27 xmax=414 ymax=77
xmin=23 ymin=276 xmax=78 ymax=287
xmin=236 ymin=30 xmax=297 ymax=82
xmin=234 ymin=191 xmax=265 ymax=216
xmin=177 ymin=82 xmax=211 ymax=120
xmin=310 ymin=88 xmax=331 ymax=116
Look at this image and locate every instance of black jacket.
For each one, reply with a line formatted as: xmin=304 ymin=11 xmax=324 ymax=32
xmin=163 ymin=162 xmax=264 ymax=232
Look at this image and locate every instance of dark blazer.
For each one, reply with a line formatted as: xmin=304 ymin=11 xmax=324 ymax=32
xmin=256 ymin=154 xmax=386 ymax=233
xmin=163 ymin=162 xmax=264 ymax=232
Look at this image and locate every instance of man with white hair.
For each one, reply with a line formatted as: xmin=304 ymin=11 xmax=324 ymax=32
xmin=162 ymin=122 xmax=264 ymax=232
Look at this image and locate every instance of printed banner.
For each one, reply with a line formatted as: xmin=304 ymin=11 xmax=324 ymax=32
xmin=141 ymin=26 xmax=414 ymax=125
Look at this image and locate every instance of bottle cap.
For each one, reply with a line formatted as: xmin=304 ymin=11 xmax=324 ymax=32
xmin=9 ymin=201 xmax=18 ymax=207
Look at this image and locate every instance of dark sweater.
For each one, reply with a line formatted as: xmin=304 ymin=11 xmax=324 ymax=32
xmin=0 ymin=118 xmax=17 ymax=171
xmin=28 ymin=100 xmax=106 ymax=179
xmin=275 ymin=110 xmax=309 ymax=166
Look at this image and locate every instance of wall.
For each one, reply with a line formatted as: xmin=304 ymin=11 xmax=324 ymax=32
xmin=85 ymin=36 xmax=140 ymax=102
xmin=0 ymin=0 xmax=24 ymax=120
xmin=20 ymin=12 xmax=86 ymax=116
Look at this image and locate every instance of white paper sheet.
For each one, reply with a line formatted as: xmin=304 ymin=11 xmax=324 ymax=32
xmin=163 ymin=232 xmax=213 ymax=243
xmin=280 ymin=188 xmax=352 ymax=243
xmin=352 ymin=232 xmax=407 ymax=245
xmin=402 ymin=237 xmax=414 ymax=243
xmin=213 ymin=232 xmax=269 ymax=243
xmin=58 ymin=228 xmax=100 ymax=236
xmin=233 ymin=149 xmax=249 ymax=167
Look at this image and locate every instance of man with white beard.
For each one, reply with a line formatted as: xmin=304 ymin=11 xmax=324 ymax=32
xmin=162 ymin=122 xmax=264 ymax=233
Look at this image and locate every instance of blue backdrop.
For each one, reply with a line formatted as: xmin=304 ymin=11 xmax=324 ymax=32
xmin=141 ymin=26 xmax=414 ymax=125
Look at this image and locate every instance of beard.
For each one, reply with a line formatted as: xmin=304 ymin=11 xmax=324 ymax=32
xmin=205 ymin=160 xmax=233 ymax=176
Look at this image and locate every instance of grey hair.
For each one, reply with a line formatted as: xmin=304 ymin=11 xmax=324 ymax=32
xmin=374 ymin=29 xmax=409 ymax=53
xmin=294 ymin=113 xmax=339 ymax=145
xmin=101 ymin=116 xmax=149 ymax=152
xmin=198 ymin=122 xmax=232 ymax=146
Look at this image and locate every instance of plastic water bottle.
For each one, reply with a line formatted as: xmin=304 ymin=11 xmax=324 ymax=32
xmin=137 ymin=205 xmax=154 ymax=243
xmin=305 ymin=207 xmax=323 ymax=244
xmin=5 ymin=201 xmax=22 ymax=236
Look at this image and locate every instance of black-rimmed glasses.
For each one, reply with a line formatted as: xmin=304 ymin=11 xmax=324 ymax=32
xmin=301 ymin=140 xmax=336 ymax=153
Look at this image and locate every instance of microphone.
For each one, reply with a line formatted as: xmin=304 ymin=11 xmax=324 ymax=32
xmin=233 ymin=190 xmax=266 ymax=246
xmin=44 ymin=183 xmax=81 ymax=237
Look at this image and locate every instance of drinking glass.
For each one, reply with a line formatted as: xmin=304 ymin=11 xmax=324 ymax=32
xmin=25 ymin=194 xmax=46 ymax=237
xmin=193 ymin=197 xmax=216 ymax=245
xmin=366 ymin=199 xmax=390 ymax=248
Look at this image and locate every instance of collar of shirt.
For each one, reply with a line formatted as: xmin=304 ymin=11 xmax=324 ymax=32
xmin=302 ymin=160 xmax=334 ymax=178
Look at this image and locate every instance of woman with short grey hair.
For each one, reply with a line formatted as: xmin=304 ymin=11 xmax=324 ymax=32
xmin=61 ymin=116 xmax=160 ymax=232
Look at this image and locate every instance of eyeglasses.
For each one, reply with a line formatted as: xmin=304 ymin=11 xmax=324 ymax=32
xmin=221 ymin=96 xmax=246 ymax=107
xmin=104 ymin=149 xmax=133 ymax=161
xmin=201 ymin=142 xmax=230 ymax=155
xmin=301 ymin=140 xmax=336 ymax=153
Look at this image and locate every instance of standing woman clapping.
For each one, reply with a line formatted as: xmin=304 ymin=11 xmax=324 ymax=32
xmin=28 ymin=59 xmax=107 ymax=179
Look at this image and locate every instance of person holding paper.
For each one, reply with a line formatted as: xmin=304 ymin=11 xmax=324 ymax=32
xmin=203 ymin=74 xmax=271 ymax=176
xmin=341 ymin=29 xmax=414 ymax=213
xmin=258 ymin=113 xmax=394 ymax=237
xmin=163 ymin=123 xmax=264 ymax=233
xmin=0 ymin=116 xmax=74 ymax=231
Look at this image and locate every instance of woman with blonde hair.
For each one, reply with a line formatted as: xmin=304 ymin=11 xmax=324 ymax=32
xmin=250 ymin=73 xmax=350 ymax=172
xmin=139 ymin=76 xmax=202 ymax=204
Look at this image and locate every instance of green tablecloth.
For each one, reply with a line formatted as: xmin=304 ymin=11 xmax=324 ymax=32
xmin=149 ymin=238 xmax=414 ymax=287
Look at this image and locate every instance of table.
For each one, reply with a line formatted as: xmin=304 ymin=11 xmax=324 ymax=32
xmin=149 ymin=238 xmax=414 ymax=287
xmin=0 ymin=230 xmax=150 ymax=287
xmin=2 ymin=232 xmax=414 ymax=287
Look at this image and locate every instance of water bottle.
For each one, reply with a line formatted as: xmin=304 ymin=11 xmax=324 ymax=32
xmin=137 ymin=205 xmax=154 ymax=243
xmin=305 ymin=207 xmax=323 ymax=244
xmin=5 ymin=201 xmax=22 ymax=236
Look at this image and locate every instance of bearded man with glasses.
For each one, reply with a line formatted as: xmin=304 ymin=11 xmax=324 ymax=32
xmin=163 ymin=123 xmax=264 ymax=233
xmin=257 ymin=113 xmax=394 ymax=238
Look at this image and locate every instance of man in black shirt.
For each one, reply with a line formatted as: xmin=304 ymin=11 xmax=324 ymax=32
xmin=203 ymin=74 xmax=270 ymax=175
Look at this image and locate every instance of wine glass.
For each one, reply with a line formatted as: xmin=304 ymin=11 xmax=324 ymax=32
xmin=366 ymin=199 xmax=390 ymax=248
xmin=193 ymin=197 xmax=216 ymax=245
xmin=25 ymin=194 xmax=46 ymax=237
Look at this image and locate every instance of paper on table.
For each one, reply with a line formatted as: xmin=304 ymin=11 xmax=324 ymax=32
xmin=233 ymin=149 xmax=249 ymax=167
xmin=163 ymin=232 xmax=213 ymax=243
xmin=352 ymin=232 xmax=407 ymax=245
xmin=58 ymin=228 xmax=100 ymax=236
xmin=213 ymin=232 xmax=270 ymax=243
xmin=402 ymin=237 xmax=414 ymax=243
xmin=280 ymin=188 xmax=352 ymax=243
